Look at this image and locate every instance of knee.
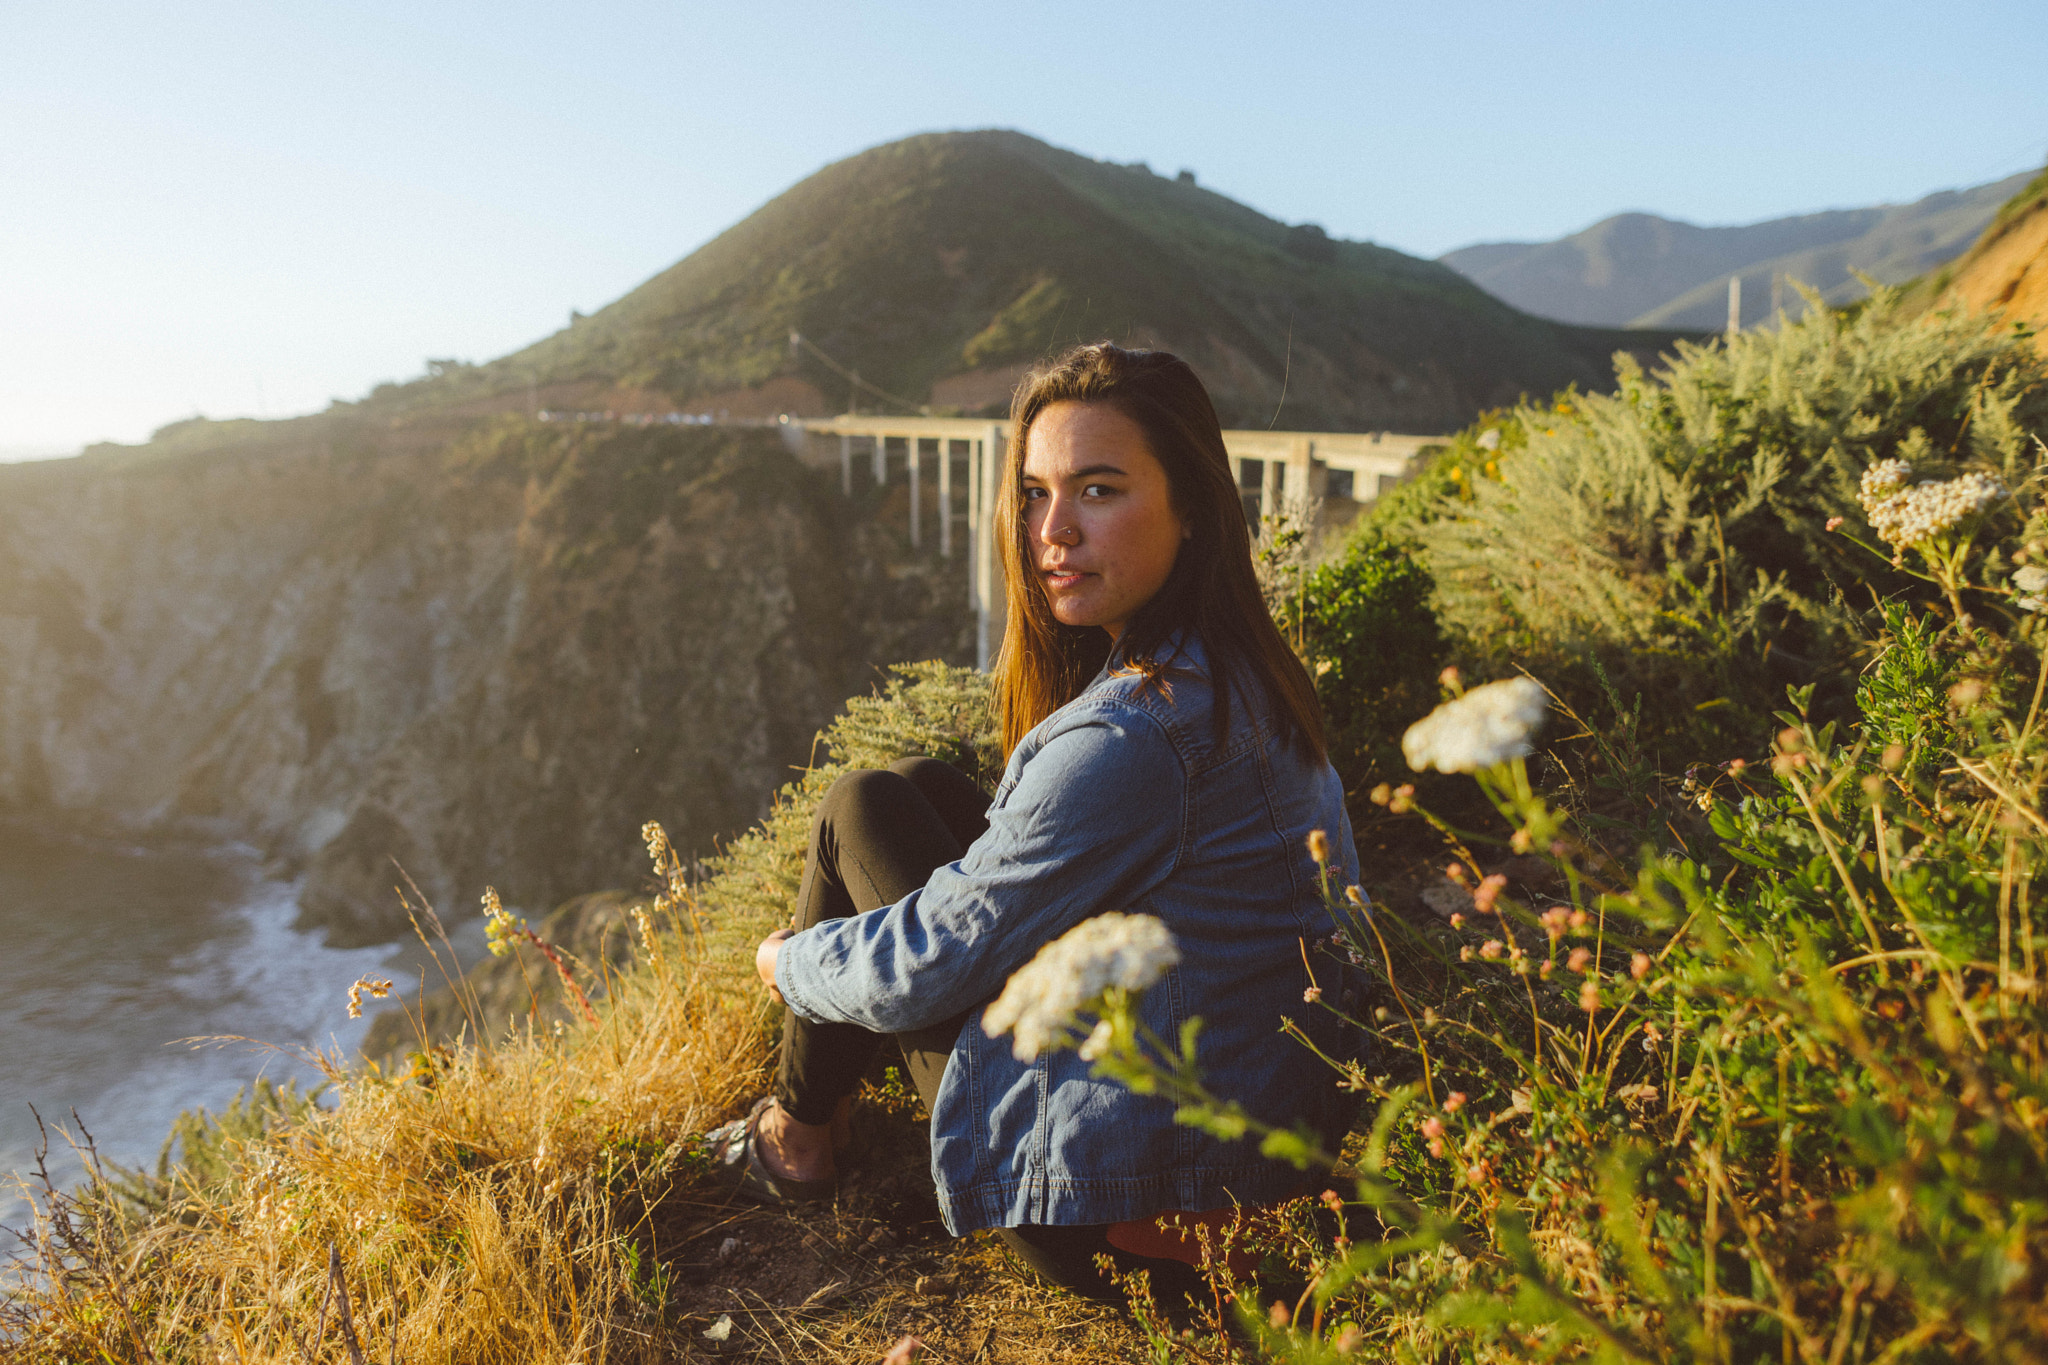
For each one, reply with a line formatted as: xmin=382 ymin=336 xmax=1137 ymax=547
xmin=887 ymin=754 xmax=947 ymax=786
xmin=818 ymin=767 xmax=915 ymax=828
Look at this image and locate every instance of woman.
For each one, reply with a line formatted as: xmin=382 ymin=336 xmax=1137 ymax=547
xmin=727 ymin=342 xmax=1364 ymax=1298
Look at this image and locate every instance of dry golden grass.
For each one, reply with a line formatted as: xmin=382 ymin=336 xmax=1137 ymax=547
xmin=3 ymin=670 xmax=1160 ymax=1362
xmin=4 ymin=874 xmax=1149 ymax=1361
xmin=6 ymin=879 xmax=772 ymax=1362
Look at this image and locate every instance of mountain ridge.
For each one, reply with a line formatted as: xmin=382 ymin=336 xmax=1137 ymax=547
xmin=366 ymin=129 xmax=1687 ymax=434
xmin=1442 ymin=171 xmax=2031 ymax=330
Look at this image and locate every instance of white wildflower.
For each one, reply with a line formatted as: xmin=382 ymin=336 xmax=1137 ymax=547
xmin=1401 ymin=677 xmax=1549 ymax=774
xmin=1077 ymin=1019 xmax=1115 ymax=1062
xmin=2015 ymin=565 xmax=2048 ymax=613
xmin=983 ymin=913 xmax=1179 ymax=1062
xmin=1857 ymin=462 xmax=2009 ymax=550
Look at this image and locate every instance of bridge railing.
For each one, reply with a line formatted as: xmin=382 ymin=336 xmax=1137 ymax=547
xmin=784 ymin=416 xmax=1441 ymax=668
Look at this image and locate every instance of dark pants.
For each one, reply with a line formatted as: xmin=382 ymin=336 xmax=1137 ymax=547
xmin=774 ymin=757 xmax=1212 ymax=1307
xmin=775 ymin=755 xmax=990 ymax=1127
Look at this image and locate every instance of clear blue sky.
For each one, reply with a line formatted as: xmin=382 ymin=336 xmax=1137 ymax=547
xmin=3 ymin=0 xmax=2043 ymax=457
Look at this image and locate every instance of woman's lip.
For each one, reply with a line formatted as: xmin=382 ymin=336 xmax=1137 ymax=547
xmin=1042 ymin=568 xmax=1088 ymax=587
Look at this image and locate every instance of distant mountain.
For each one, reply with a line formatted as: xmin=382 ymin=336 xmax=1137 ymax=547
xmin=395 ymin=130 xmax=1685 ymax=433
xmin=1440 ymin=172 xmax=2033 ymax=330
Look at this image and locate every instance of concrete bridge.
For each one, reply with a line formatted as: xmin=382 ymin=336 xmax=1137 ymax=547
xmin=780 ymin=415 xmax=1440 ymax=668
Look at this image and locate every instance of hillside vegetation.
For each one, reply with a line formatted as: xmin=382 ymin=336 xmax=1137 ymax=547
xmin=387 ymin=130 xmax=1686 ymax=432
xmin=10 ymin=283 xmax=2048 ymax=1363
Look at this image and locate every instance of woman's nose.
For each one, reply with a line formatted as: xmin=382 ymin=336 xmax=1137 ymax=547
xmin=1035 ymin=499 xmax=1078 ymax=544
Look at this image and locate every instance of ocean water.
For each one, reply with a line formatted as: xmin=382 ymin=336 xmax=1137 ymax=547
xmin=0 ymin=818 xmax=469 ymax=1230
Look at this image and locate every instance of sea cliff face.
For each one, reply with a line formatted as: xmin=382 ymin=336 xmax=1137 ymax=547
xmin=0 ymin=414 xmax=968 ymax=943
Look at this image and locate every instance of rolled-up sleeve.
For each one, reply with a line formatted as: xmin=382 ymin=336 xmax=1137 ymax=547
xmin=775 ymin=701 xmax=1187 ymax=1033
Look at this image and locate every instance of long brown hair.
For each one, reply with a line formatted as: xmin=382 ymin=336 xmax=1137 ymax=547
xmin=992 ymin=342 xmax=1326 ymax=762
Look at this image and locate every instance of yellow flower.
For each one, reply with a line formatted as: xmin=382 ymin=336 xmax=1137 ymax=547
xmin=482 ymin=885 xmax=526 ymax=958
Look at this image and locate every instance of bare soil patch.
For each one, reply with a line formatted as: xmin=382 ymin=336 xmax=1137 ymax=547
xmin=651 ymin=1101 xmax=1150 ymax=1363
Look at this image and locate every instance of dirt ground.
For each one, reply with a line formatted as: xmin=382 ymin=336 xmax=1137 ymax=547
xmin=648 ymin=1096 xmax=1156 ymax=1364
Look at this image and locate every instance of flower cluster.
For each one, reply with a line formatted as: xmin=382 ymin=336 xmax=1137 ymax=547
xmin=1857 ymin=461 xmax=2009 ymax=549
xmin=2015 ymin=565 xmax=2048 ymax=614
xmin=1402 ymin=676 xmax=1549 ymax=773
xmin=1859 ymin=459 xmax=1912 ymax=503
xmin=982 ymin=913 xmax=1180 ymax=1061
xmin=482 ymin=885 xmax=524 ymax=958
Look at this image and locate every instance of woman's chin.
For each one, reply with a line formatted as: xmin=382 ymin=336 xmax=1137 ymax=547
xmin=1050 ymin=603 xmax=1108 ymax=631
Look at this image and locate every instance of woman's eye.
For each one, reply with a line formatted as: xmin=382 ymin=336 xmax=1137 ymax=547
xmin=1022 ymin=487 xmax=1046 ymax=501
xmin=1083 ymin=483 xmax=1116 ymax=498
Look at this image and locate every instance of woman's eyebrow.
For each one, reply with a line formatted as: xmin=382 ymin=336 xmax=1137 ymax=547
xmin=1021 ymin=463 xmax=1127 ymax=483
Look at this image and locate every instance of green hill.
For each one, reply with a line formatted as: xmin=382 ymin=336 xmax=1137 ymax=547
xmin=399 ymin=130 xmax=1684 ymax=432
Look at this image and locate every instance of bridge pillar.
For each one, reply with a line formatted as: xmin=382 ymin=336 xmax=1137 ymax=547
xmin=1288 ymin=437 xmax=1313 ymax=518
xmin=974 ymin=422 xmax=1008 ymax=670
xmin=872 ymin=433 xmax=887 ymax=486
xmin=840 ymin=434 xmax=852 ymax=497
xmin=970 ymin=436 xmax=985 ymax=665
xmin=909 ymin=436 xmax=922 ymax=549
xmin=939 ymin=438 xmax=954 ymax=558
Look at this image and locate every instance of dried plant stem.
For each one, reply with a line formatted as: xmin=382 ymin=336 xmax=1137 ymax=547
xmin=1785 ymin=770 xmax=1888 ymax=960
xmin=510 ymin=927 xmax=602 ymax=1026
xmin=63 ymin=1110 xmax=160 ymax=1365
xmin=2001 ymin=834 xmax=2019 ymax=1014
xmin=1354 ymin=907 xmax=1438 ymax=1104
xmin=326 ymin=1244 xmax=370 ymax=1365
xmin=1957 ymin=756 xmax=2048 ymax=836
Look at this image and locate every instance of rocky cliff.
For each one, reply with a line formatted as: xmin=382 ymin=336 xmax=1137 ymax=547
xmin=0 ymin=413 xmax=968 ymax=943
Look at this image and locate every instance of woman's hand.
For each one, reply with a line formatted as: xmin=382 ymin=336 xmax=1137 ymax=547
xmin=756 ymin=928 xmax=795 ymax=1004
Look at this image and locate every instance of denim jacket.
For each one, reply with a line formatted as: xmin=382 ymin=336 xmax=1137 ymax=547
xmin=776 ymin=630 xmax=1367 ymax=1235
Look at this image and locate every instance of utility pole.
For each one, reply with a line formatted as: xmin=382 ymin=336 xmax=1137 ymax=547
xmin=1726 ymin=276 xmax=1742 ymax=338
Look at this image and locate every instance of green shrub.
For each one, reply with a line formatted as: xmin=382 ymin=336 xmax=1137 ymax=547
xmin=1357 ymin=406 xmax=1531 ymax=536
xmin=1409 ymin=289 xmax=2048 ymax=759
xmin=1092 ymin=650 xmax=2048 ymax=1361
xmin=686 ymin=660 xmax=993 ymax=963
xmin=1853 ymin=601 xmax=1963 ymax=769
xmin=1285 ymin=534 xmax=1445 ymax=786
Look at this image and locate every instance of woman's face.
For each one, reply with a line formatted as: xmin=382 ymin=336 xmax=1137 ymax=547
xmin=1021 ymin=401 xmax=1190 ymax=640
